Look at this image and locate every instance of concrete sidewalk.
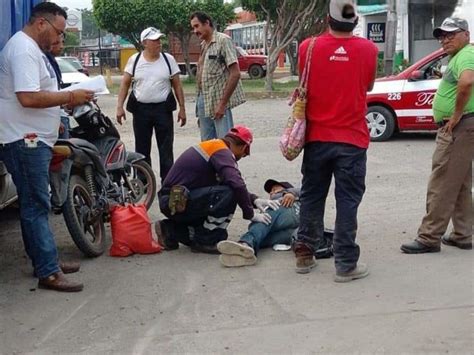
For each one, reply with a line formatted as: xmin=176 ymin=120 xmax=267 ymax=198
xmin=0 ymin=98 xmax=472 ymax=354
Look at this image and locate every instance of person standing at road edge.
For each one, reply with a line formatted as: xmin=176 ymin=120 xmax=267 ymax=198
xmin=116 ymin=27 xmax=186 ymax=182
xmin=401 ymin=17 xmax=473 ymax=253
xmin=293 ymin=0 xmax=378 ymax=282
xmin=191 ymin=11 xmax=245 ymax=141
xmin=0 ymin=2 xmax=95 ymax=292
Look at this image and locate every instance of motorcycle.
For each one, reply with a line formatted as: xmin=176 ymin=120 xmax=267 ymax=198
xmin=50 ymin=102 xmax=157 ymax=257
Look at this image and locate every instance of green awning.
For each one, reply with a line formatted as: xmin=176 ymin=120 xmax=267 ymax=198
xmin=358 ymin=4 xmax=388 ymax=15
xmin=357 ymin=0 xmax=387 ymax=5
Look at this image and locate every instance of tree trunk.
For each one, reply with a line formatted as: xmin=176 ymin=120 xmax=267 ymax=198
xmin=265 ymin=45 xmax=281 ymax=92
xmin=265 ymin=70 xmax=274 ymax=92
xmin=179 ymin=33 xmax=193 ymax=78
xmin=286 ymin=46 xmax=298 ymax=76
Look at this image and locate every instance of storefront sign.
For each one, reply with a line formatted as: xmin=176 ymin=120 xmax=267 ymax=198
xmin=368 ymin=22 xmax=385 ymax=43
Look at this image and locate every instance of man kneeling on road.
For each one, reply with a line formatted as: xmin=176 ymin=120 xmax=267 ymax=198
xmin=155 ymin=125 xmax=278 ymax=254
xmin=217 ymin=179 xmax=299 ymax=267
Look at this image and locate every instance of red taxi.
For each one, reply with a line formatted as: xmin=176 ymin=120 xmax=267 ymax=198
xmin=366 ymin=48 xmax=449 ymax=141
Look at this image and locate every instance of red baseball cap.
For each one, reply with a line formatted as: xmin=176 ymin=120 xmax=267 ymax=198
xmin=226 ymin=125 xmax=253 ymax=155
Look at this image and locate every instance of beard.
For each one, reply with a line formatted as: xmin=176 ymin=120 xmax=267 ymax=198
xmin=38 ymin=30 xmax=53 ymax=51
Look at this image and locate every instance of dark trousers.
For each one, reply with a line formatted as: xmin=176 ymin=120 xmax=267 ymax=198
xmin=132 ymin=104 xmax=174 ymax=182
xmin=296 ymin=142 xmax=367 ymax=273
xmin=159 ymin=185 xmax=237 ymax=246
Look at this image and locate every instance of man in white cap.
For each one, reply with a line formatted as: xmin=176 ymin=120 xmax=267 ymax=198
xmin=401 ymin=17 xmax=473 ymax=253
xmin=116 ymin=27 xmax=186 ymax=182
xmin=292 ymin=0 xmax=378 ymax=282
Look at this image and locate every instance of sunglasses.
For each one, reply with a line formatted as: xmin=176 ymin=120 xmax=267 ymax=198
xmin=437 ymin=30 xmax=464 ymax=42
xmin=42 ymin=17 xmax=65 ymax=38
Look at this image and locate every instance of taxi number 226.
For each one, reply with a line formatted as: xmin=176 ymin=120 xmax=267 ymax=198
xmin=388 ymin=92 xmax=401 ymax=101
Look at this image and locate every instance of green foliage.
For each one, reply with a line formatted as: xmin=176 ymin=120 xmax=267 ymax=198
xmin=80 ymin=8 xmax=100 ymax=40
xmin=93 ymin=0 xmax=235 ymax=50
xmin=64 ymin=31 xmax=80 ymax=47
xmin=93 ymin=0 xmax=167 ymax=49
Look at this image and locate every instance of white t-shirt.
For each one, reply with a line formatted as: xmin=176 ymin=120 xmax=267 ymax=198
xmin=0 ymin=31 xmax=60 ymax=146
xmin=124 ymin=52 xmax=180 ymax=103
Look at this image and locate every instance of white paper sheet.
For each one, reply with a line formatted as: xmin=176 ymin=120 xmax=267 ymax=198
xmin=60 ymin=75 xmax=110 ymax=95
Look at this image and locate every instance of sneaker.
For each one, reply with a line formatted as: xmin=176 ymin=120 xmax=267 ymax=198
xmin=219 ymin=254 xmax=257 ymax=267
xmin=217 ymin=240 xmax=255 ymax=258
xmin=154 ymin=220 xmax=178 ymax=250
xmin=294 ymin=242 xmax=317 ymax=274
xmin=334 ymin=263 xmax=369 ymax=283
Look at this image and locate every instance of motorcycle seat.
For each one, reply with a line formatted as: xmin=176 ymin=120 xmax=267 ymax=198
xmin=56 ymin=138 xmax=100 ymax=154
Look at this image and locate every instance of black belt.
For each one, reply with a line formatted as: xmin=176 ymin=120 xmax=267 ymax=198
xmin=437 ymin=113 xmax=474 ymax=127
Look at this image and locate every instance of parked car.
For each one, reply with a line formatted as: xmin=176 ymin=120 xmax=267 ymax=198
xmin=56 ymin=57 xmax=89 ymax=89
xmin=57 ymin=56 xmax=89 ymax=76
xmin=236 ymin=46 xmax=267 ymax=79
xmin=366 ymin=48 xmax=449 ymax=141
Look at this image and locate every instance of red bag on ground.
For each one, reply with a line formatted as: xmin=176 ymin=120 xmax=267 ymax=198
xmin=109 ymin=204 xmax=162 ymax=257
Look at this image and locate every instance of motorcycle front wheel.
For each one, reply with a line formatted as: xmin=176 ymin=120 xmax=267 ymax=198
xmin=62 ymin=174 xmax=106 ymax=257
xmin=125 ymin=160 xmax=157 ymax=210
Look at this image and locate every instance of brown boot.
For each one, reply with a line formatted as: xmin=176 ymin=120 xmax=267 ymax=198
xmin=59 ymin=261 xmax=81 ymax=274
xmin=294 ymin=243 xmax=317 ymax=274
xmin=38 ymin=272 xmax=83 ymax=292
xmin=33 ymin=261 xmax=80 ymax=277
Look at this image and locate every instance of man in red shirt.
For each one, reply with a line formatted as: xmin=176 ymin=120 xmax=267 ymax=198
xmin=293 ymin=0 xmax=378 ymax=282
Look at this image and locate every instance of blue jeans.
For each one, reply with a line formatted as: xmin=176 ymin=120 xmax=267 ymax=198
xmin=197 ymin=93 xmax=234 ymax=141
xmin=296 ymin=142 xmax=366 ymax=273
xmin=240 ymin=204 xmax=299 ymax=255
xmin=0 ymin=140 xmax=60 ymax=278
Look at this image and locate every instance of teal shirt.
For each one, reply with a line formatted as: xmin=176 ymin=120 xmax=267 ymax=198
xmin=432 ymin=44 xmax=474 ymax=123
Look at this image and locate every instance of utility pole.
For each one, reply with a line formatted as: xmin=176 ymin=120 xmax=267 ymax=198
xmin=384 ymin=0 xmax=398 ymax=76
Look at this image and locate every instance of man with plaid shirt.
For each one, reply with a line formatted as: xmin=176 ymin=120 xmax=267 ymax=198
xmin=191 ymin=11 xmax=245 ymax=141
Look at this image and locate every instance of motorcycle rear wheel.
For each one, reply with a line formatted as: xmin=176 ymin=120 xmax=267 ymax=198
xmin=63 ymin=174 xmax=106 ymax=257
xmin=126 ymin=160 xmax=157 ymax=210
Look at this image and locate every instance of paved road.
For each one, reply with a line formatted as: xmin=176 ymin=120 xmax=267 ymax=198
xmin=0 ymin=96 xmax=472 ymax=354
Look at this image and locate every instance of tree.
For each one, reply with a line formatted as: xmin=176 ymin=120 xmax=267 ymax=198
xmin=81 ymin=8 xmax=100 ymax=40
xmin=64 ymin=31 xmax=80 ymax=48
xmin=242 ymin=0 xmax=326 ymax=91
xmin=159 ymin=0 xmax=235 ymax=77
xmin=93 ymin=0 xmax=167 ymax=50
xmin=93 ymin=0 xmax=234 ymax=76
xmin=286 ymin=0 xmax=328 ymax=75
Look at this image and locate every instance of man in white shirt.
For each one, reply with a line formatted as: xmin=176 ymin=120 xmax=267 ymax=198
xmin=116 ymin=27 xmax=186 ymax=182
xmin=0 ymin=2 xmax=94 ymax=292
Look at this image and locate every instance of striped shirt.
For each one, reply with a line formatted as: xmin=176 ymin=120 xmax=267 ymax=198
xmin=197 ymin=31 xmax=245 ymax=117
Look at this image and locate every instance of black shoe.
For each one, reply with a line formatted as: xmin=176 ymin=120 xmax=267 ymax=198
xmin=400 ymin=240 xmax=440 ymax=254
xmin=154 ymin=221 xmax=179 ymax=250
xmin=190 ymin=242 xmax=220 ymax=254
xmin=441 ymin=235 xmax=472 ymax=250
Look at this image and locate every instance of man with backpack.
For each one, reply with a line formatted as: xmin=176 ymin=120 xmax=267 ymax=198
xmin=116 ymin=27 xmax=186 ymax=182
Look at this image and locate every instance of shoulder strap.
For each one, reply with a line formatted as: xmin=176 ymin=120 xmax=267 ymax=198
xmin=300 ymin=37 xmax=317 ymax=90
xmin=161 ymin=52 xmax=172 ymax=76
xmin=131 ymin=52 xmax=141 ymax=78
